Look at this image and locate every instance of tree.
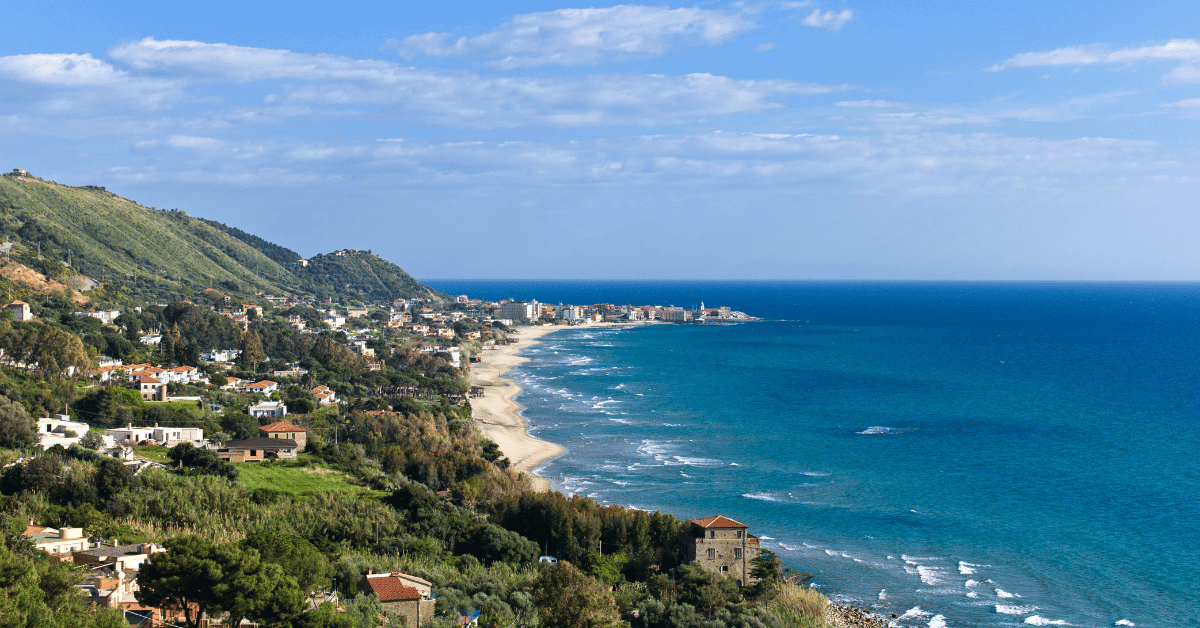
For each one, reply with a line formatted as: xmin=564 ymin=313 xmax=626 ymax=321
xmin=242 ymin=528 xmax=329 ymax=594
xmin=79 ymin=430 xmax=104 ymax=450
xmin=0 ymin=395 xmax=36 ymax=449
xmin=137 ymin=536 xmax=225 ymax=628
xmin=532 ymin=562 xmax=621 ymax=628
xmin=167 ymin=443 xmax=238 ymax=480
xmin=296 ymin=602 xmax=356 ymax=628
xmin=240 ymin=331 xmax=265 ymax=371
xmin=343 ymin=593 xmax=383 ymax=628
xmin=219 ymin=411 xmax=259 ymax=440
xmin=213 ymin=545 xmax=306 ymax=628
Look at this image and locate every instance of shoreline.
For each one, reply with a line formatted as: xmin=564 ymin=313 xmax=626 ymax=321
xmin=468 ymin=322 xmax=652 ymax=491
xmin=467 ymin=322 xmax=907 ymax=627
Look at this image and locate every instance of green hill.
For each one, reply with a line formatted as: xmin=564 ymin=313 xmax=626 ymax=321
xmin=0 ymin=172 xmax=439 ymax=304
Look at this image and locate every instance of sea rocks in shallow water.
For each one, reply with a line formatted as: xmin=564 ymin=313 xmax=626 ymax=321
xmin=824 ymin=604 xmax=906 ymax=628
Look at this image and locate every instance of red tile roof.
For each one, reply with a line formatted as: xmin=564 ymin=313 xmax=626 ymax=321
xmin=244 ymin=380 xmax=277 ymax=388
xmin=689 ymin=515 xmax=748 ymax=529
xmin=363 ymin=575 xmax=422 ymax=602
xmin=259 ymin=420 xmax=306 ymax=433
xmin=137 ymin=376 xmax=163 ymax=385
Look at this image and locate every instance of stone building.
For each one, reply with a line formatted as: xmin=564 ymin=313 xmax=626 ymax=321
xmin=260 ymin=419 xmax=308 ymax=450
xmin=686 ymin=515 xmax=761 ymax=586
xmin=363 ymin=572 xmax=437 ymax=627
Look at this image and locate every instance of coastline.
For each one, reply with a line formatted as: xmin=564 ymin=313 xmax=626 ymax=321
xmin=468 ymin=321 xmax=653 ymax=491
xmin=467 ymin=325 xmax=566 ymax=491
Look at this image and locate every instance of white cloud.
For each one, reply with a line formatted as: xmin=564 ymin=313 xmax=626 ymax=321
xmin=384 ymin=5 xmax=758 ymax=68
xmin=755 ymin=42 xmax=777 ymax=53
xmin=989 ymin=39 xmax=1200 ymax=71
xmin=1164 ymin=65 xmax=1200 ymax=84
xmin=0 ymin=53 xmax=124 ymax=85
xmin=100 ymin=38 xmax=845 ymax=128
xmin=1165 ymin=98 xmax=1200 ymax=107
xmin=836 ymin=99 xmax=907 ymax=108
xmin=800 ymin=9 xmax=854 ymax=32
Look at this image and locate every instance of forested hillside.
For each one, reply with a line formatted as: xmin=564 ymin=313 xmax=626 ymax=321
xmin=0 ymin=172 xmax=439 ymax=304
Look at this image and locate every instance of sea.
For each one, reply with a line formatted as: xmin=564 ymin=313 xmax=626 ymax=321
xmin=423 ymin=280 xmax=1200 ymax=628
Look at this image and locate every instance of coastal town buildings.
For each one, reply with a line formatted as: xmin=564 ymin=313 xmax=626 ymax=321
xmin=687 ymin=515 xmax=761 ymax=587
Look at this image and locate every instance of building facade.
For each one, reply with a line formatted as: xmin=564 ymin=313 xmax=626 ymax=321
xmin=686 ymin=515 xmax=761 ymax=586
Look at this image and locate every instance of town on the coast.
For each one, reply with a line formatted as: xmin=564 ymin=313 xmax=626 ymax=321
xmin=0 ymin=170 xmax=879 ymax=628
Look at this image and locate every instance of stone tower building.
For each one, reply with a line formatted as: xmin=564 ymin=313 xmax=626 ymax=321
xmin=686 ymin=515 xmax=761 ymax=586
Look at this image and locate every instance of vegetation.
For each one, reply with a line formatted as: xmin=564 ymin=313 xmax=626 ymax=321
xmin=0 ymin=175 xmax=440 ymax=304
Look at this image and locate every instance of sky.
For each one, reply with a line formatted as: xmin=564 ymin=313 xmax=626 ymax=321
xmin=3 ymin=0 xmax=1200 ymax=280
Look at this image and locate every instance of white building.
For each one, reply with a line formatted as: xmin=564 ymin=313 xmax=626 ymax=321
xmin=37 ymin=415 xmax=103 ymax=449
xmin=498 ymin=301 xmax=535 ymax=321
xmin=104 ymin=424 xmax=204 ymax=446
xmin=75 ymin=310 xmax=121 ymax=325
xmin=248 ymin=401 xmax=288 ymax=418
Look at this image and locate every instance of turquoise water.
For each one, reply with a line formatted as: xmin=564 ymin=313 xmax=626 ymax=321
xmin=426 ymin=281 xmax=1200 ymax=628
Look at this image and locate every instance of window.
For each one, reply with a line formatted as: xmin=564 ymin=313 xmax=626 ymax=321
xmin=735 ymin=530 xmax=742 ymax=538
xmin=707 ymin=549 xmax=715 ymax=560
xmin=721 ymin=565 xmax=728 ymax=572
xmin=709 ymin=530 xmax=715 ymax=539
xmin=734 ymin=548 xmax=742 ymax=559
xmin=250 ymin=450 xmax=257 ymax=456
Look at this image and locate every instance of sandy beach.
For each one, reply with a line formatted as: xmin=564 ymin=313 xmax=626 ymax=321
xmin=469 ymin=322 xmax=650 ymax=491
xmin=468 ymin=325 xmax=568 ymax=491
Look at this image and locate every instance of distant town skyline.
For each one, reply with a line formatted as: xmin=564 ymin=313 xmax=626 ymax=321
xmin=3 ymin=0 xmax=1199 ymax=280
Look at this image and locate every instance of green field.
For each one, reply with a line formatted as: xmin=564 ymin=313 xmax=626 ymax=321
xmin=236 ymin=463 xmax=378 ymax=497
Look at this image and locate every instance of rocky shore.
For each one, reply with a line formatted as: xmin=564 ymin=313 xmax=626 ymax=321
xmin=825 ymin=603 xmax=907 ymax=628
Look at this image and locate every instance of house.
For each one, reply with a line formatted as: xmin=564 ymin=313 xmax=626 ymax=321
xmin=135 ymin=376 xmax=166 ymax=402
xmin=6 ymin=300 xmax=32 ymax=321
xmin=221 ymin=376 xmax=243 ymax=390
xmin=362 ymin=572 xmax=437 ymax=627
xmin=24 ymin=525 xmax=89 ymax=557
xmin=218 ymin=436 xmax=299 ymax=462
xmin=36 ymin=415 xmax=99 ymax=449
xmin=73 ymin=542 xmax=166 ymax=572
xmin=260 ymin=419 xmax=308 ymax=449
xmin=686 ymin=516 xmax=761 ymax=586
xmin=248 ymin=401 xmax=288 ymax=419
xmin=242 ymin=380 xmax=279 ymax=394
xmin=138 ymin=334 xmax=162 ymax=346
xmin=75 ymin=310 xmax=121 ymax=325
xmin=105 ymin=423 xmax=157 ymax=444
xmin=312 ymin=385 xmax=337 ymax=405
xmin=104 ymin=423 xmax=203 ymax=446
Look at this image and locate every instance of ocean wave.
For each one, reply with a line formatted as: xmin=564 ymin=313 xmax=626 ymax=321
xmin=959 ymin=561 xmax=987 ymax=575
xmin=1024 ymin=617 xmax=1070 ymax=626
xmin=801 ymin=471 xmax=830 ymax=476
xmin=609 ymin=418 xmax=634 ymax=424
xmin=964 ymin=580 xmax=980 ymax=588
xmin=996 ymin=589 xmax=1019 ymax=599
xmin=743 ymin=492 xmax=784 ymax=502
xmin=916 ymin=565 xmax=947 ymax=586
xmin=668 ymin=456 xmax=723 ymax=466
xmin=757 ymin=535 xmax=775 ymax=540
xmin=877 ymin=589 xmax=887 ymax=601
xmin=929 ymin=615 xmax=947 ymax=628
xmin=996 ymin=605 xmax=1038 ymax=615
xmin=778 ymin=543 xmax=800 ymax=551
xmin=1115 ymin=621 xmax=1135 ymax=626
xmin=897 ymin=607 xmax=931 ymax=621
xmin=857 ymin=426 xmax=896 ymax=435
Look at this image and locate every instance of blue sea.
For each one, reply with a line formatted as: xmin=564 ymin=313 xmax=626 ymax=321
xmin=424 ymin=281 xmax=1200 ymax=628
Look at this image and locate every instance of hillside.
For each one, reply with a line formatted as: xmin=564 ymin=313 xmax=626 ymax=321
xmin=0 ymin=171 xmax=438 ymax=304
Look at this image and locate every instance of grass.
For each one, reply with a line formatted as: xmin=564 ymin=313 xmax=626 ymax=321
xmin=236 ymin=463 xmax=380 ymax=498
xmin=136 ymin=445 xmax=171 ymax=463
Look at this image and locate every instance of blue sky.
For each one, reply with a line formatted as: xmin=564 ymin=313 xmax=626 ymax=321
xmin=3 ymin=0 xmax=1200 ymax=279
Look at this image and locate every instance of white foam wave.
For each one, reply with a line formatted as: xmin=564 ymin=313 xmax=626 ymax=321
xmin=964 ymin=580 xmax=980 ymax=588
xmin=743 ymin=492 xmax=784 ymax=502
xmin=877 ymin=589 xmax=887 ymax=601
xmin=966 ymin=591 xmax=979 ymax=599
xmin=801 ymin=471 xmax=830 ymax=476
xmin=996 ymin=605 xmax=1038 ymax=615
xmin=1115 ymin=621 xmax=1134 ymax=627
xmin=669 ymin=456 xmax=723 ymax=466
xmin=917 ymin=565 xmax=947 ymax=586
xmin=959 ymin=561 xmax=986 ymax=575
xmin=779 ymin=543 xmax=800 ymax=551
xmin=758 ymin=535 xmax=775 ymax=540
xmin=612 ymin=480 xmax=631 ymax=486
xmin=857 ymin=426 xmax=895 ymax=435
xmin=929 ymin=615 xmax=947 ymax=628
xmin=898 ymin=607 xmax=931 ymax=621
xmin=996 ymin=589 xmax=1018 ymax=599
xmin=1024 ymin=617 xmax=1069 ymax=626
